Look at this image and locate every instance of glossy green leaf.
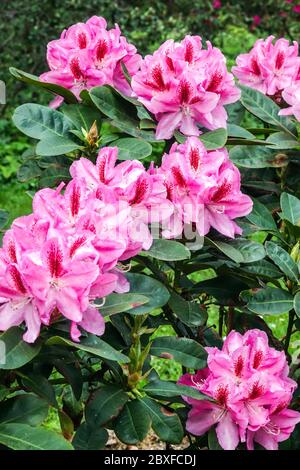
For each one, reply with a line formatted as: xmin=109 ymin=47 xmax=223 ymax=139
xmin=293 ymin=291 xmax=300 ymax=318
xmin=114 ymin=400 xmax=151 ymax=444
xmin=125 ymin=273 xmax=170 ymax=314
xmin=9 ymin=67 xmax=77 ymax=104
xmin=89 ymin=86 xmax=156 ymax=141
xmin=0 ymin=395 xmax=48 ymax=426
xmin=113 ymin=137 xmax=152 ymax=160
xmin=20 ymin=373 xmax=58 ymax=408
xmin=246 ymin=287 xmax=294 ymax=315
xmin=140 ymin=397 xmax=183 ymax=444
xmin=100 ymin=293 xmax=149 ymax=316
xmin=13 ymin=104 xmax=80 ymax=156
xmin=267 ymin=132 xmax=300 ymax=149
xmin=230 ymin=239 xmax=266 ymax=263
xmin=229 ymin=145 xmax=288 ymax=168
xmin=85 ymin=384 xmax=128 ymax=427
xmin=62 ymin=104 xmax=100 ymax=131
xmin=280 ymin=193 xmax=300 ymax=226
xmin=0 ymin=327 xmax=41 ymax=370
xmin=239 ymin=85 xmax=297 ymax=136
xmin=168 ymin=292 xmax=207 ymax=327
xmin=199 ymin=128 xmax=227 ymax=150
xmin=0 ymin=423 xmax=73 ymax=450
xmin=73 ymin=423 xmax=108 ymax=450
xmin=46 ymin=335 xmax=129 ymax=363
xmin=150 ymin=336 xmax=207 ymax=368
xmin=246 ymin=198 xmax=278 ymax=231
xmin=265 ymin=241 xmax=299 ymax=282
xmin=144 ymin=380 xmax=210 ymax=401
xmin=144 ymin=239 xmax=191 ymax=261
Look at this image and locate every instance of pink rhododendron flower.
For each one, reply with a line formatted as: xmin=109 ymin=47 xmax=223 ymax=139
xmin=212 ymin=0 xmax=222 ymax=9
xmin=252 ymin=15 xmax=261 ymax=26
xmin=131 ymin=36 xmax=240 ymax=140
xmin=179 ymin=329 xmax=300 ymax=450
xmin=293 ymin=5 xmax=300 ymax=13
xmin=279 ymin=82 xmax=300 ymax=121
xmin=232 ymin=36 xmax=300 ymax=97
xmin=40 ymin=16 xmax=141 ymax=106
xmin=154 ymin=137 xmax=252 ymax=238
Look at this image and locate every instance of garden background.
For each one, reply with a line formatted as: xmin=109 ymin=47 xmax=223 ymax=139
xmin=0 ymin=0 xmax=300 ymax=442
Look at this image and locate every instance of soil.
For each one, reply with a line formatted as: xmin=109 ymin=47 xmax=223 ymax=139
xmin=106 ymin=430 xmax=190 ymax=450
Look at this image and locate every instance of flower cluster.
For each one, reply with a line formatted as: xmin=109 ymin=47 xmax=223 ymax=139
xmin=0 ymin=147 xmax=169 ymax=343
xmin=152 ymin=137 xmax=253 ymax=239
xmin=179 ymin=329 xmax=300 ymax=450
xmin=0 ymin=141 xmax=253 ymax=343
xmin=40 ymin=16 xmax=141 ymax=107
xmin=131 ymin=36 xmax=240 ymax=139
xmin=232 ymin=36 xmax=300 ymax=99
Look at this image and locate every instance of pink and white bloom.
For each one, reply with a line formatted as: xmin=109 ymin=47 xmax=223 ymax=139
xmin=232 ymin=36 xmax=300 ymax=97
xmin=155 ymin=137 xmax=252 ymax=238
xmin=131 ymin=36 xmax=240 ymax=140
xmin=179 ymin=329 xmax=300 ymax=450
xmin=40 ymin=16 xmax=141 ymax=106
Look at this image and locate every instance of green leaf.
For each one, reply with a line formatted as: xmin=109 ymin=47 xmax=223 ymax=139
xmin=280 ymin=193 xmax=300 ymax=226
xmin=100 ymin=293 xmax=149 ymax=316
xmin=0 ymin=387 xmax=9 ymax=402
xmin=293 ymin=291 xmax=300 ymax=318
xmin=168 ymin=292 xmax=207 ymax=327
xmin=238 ymin=260 xmax=283 ymax=279
xmin=229 ymin=145 xmax=288 ymax=168
xmin=89 ymin=86 xmax=156 ymax=141
xmin=46 ymin=335 xmax=129 ymax=363
xmin=36 ymin=135 xmax=80 ymax=156
xmin=13 ymin=104 xmax=80 ymax=156
xmin=114 ymin=400 xmax=151 ymax=444
xmin=125 ymin=273 xmax=170 ymax=314
xmin=20 ymin=373 xmax=58 ymax=408
xmin=265 ymin=241 xmax=298 ymax=282
xmin=246 ymin=198 xmax=278 ymax=231
xmin=0 ymin=395 xmax=48 ymax=426
xmin=150 ymin=336 xmax=207 ymax=368
xmin=9 ymin=67 xmax=77 ymax=104
xmin=267 ymin=132 xmax=300 ymax=149
xmin=205 ymin=238 xmax=243 ymax=263
xmin=239 ymin=85 xmax=297 ymax=136
xmin=246 ymin=287 xmax=294 ymax=315
xmin=13 ymin=103 xmax=75 ymax=139
xmin=199 ymin=128 xmax=227 ymax=150
xmin=227 ymin=124 xmax=255 ymax=139
xmin=73 ymin=423 xmax=108 ymax=450
xmin=17 ymin=160 xmax=42 ymax=182
xmin=144 ymin=239 xmax=191 ymax=261
xmin=54 ymin=360 xmax=83 ymax=401
xmin=140 ymin=397 xmax=183 ymax=444
xmin=62 ymin=104 xmax=100 ymax=131
xmin=85 ymin=384 xmax=128 ymax=427
xmin=0 ymin=327 xmax=41 ymax=370
xmin=113 ymin=137 xmax=152 ymax=160
xmin=144 ymin=380 xmax=210 ymax=401
xmin=0 ymin=423 xmax=73 ymax=450
xmin=230 ymin=239 xmax=266 ymax=263
xmin=0 ymin=210 xmax=9 ymax=230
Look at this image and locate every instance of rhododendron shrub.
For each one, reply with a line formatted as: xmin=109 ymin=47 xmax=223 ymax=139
xmin=1 ymin=18 xmax=300 ymax=451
